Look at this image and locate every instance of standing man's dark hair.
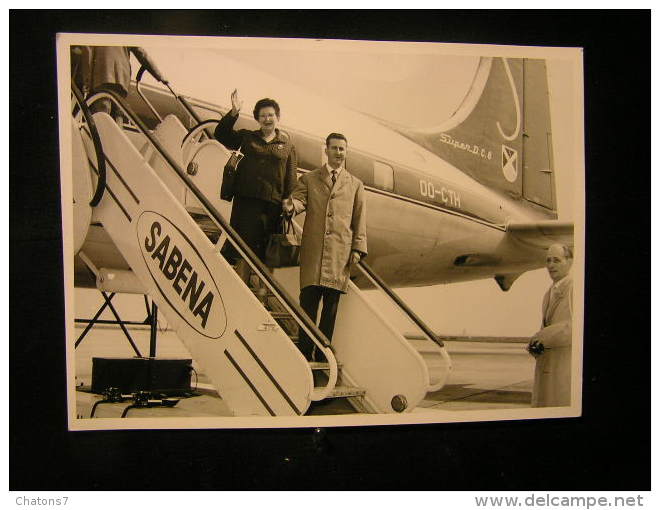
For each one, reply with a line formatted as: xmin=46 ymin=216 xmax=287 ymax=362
xmin=325 ymin=132 xmax=348 ymax=146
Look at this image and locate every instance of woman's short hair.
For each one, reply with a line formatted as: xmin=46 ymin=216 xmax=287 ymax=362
xmin=253 ymin=98 xmax=280 ymax=120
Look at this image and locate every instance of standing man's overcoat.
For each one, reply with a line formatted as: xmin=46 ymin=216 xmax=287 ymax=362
xmin=291 ymin=166 xmax=367 ymax=293
xmin=532 ymin=275 xmax=573 ymax=407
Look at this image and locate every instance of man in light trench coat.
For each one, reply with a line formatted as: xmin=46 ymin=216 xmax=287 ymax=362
xmin=283 ymin=133 xmax=367 ymax=360
xmin=527 ymin=243 xmax=573 ymax=407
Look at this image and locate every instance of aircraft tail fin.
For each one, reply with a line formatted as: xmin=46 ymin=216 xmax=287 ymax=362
xmin=384 ymin=57 xmax=557 ymax=213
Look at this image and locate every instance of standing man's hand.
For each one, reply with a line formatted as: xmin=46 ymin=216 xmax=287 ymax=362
xmin=350 ymin=250 xmax=361 ymax=265
xmin=230 ymin=89 xmax=243 ymax=115
xmin=527 ymin=339 xmax=545 ymax=358
xmin=282 ymin=198 xmax=294 ymax=216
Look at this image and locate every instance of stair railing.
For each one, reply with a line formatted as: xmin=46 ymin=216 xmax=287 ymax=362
xmin=83 ymin=87 xmax=339 ymax=401
xmin=135 ymin=68 xmax=215 ymax=141
xmin=356 ymin=260 xmax=452 ymax=390
xmin=71 ymin=83 xmax=106 ymax=207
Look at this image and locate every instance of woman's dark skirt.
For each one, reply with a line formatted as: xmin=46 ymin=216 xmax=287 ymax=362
xmin=221 ymin=196 xmax=280 ymax=265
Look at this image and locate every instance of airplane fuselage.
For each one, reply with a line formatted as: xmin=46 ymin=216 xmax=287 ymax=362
xmin=74 ymin=80 xmax=558 ymax=290
xmin=182 ymin=90 xmax=555 ymax=287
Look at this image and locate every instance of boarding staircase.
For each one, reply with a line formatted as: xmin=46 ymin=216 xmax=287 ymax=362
xmin=71 ymin=78 xmax=451 ymax=416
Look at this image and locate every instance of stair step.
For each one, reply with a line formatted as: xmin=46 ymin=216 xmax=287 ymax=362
xmin=308 ymin=361 xmax=342 ymax=370
xmin=270 ymin=312 xmax=292 ymax=319
xmin=424 ymin=361 xmax=449 ymax=370
xmin=413 ymin=346 xmax=443 ymax=354
xmin=249 ymin=287 xmax=274 ymax=297
xmin=407 ymin=338 xmax=443 ymax=354
xmin=191 ymin=213 xmax=221 ymax=234
xmin=326 ymin=386 xmax=366 ymax=398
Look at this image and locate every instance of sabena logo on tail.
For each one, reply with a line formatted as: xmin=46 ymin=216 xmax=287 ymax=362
xmin=137 ymin=211 xmax=227 ymax=339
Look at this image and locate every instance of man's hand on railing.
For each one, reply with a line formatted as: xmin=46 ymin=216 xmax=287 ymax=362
xmin=131 ymin=47 xmax=169 ymax=85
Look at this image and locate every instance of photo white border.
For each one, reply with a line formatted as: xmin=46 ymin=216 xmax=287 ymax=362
xmin=57 ymin=33 xmax=585 ymax=431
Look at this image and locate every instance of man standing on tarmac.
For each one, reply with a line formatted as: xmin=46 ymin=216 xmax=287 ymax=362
xmin=283 ymin=133 xmax=367 ymax=361
xmin=527 ymin=243 xmax=574 ymax=407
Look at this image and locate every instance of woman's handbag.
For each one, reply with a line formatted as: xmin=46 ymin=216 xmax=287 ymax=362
xmin=220 ymin=148 xmax=244 ymax=202
xmin=265 ymin=215 xmax=301 ymax=268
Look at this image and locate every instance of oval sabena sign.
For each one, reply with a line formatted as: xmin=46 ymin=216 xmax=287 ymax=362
xmin=137 ymin=211 xmax=226 ymax=339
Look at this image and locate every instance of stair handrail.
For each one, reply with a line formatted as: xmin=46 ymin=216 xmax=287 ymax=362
xmin=356 ymin=260 xmax=447 ymax=350
xmin=162 ymin=81 xmax=205 ymax=126
xmin=84 ymin=88 xmax=339 ymax=398
xmin=71 ymin=83 xmax=106 ymax=207
xmin=135 ymin=68 xmax=211 ymax=136
xmin=180 ymin=119 xmax=221 ymax=167
xmin=355 ymin=261 xmax=451 ymax=389
xmin=134 ymin=66 xmax=163 ymax=123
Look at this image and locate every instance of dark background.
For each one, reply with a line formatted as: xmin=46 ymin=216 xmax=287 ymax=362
xmin=10 ymin=10 xmax=650 ymax=490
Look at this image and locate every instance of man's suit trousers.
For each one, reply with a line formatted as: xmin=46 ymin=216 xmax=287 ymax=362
xmin=298 ymin=285 xmax=341 ymax=361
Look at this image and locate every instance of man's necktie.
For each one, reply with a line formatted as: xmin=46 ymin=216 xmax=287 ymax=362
xmin=331 ymin=171 xmax=337 ymax=187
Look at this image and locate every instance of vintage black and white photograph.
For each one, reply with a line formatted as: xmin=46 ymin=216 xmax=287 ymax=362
xmin=57 ymin=33 xmax=584 ymax=428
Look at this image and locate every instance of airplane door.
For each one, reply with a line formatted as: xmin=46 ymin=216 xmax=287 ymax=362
xmin=373 ymin=161 xmax=394 ymax=192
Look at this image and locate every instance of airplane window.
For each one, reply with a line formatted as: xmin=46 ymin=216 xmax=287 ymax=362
xmin=373 ymin=161 xmax=394 ymax=192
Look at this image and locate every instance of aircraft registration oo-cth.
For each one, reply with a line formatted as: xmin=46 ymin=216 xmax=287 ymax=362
xmin=64 ymin=39 xmax=578 ymax=426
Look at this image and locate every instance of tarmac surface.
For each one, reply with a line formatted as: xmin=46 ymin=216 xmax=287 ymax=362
xmin=421 ymin=341 xmax=534 ymax=411
xmin=73 ymin=325 xmax=535 ymax=419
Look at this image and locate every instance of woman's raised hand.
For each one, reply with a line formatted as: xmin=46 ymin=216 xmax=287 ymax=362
xmin=230 ymin=89 xmax=243 ymax=115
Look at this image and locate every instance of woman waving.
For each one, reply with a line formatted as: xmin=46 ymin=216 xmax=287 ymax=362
xmin=215 ymin=90 xmax=298 ymax=273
